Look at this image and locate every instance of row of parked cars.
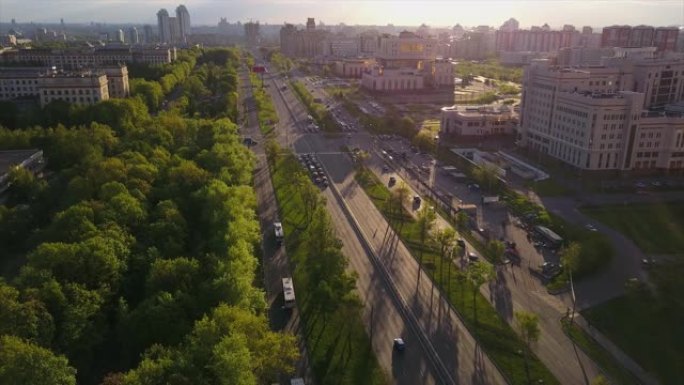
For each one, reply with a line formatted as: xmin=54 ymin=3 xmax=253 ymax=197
xmin=298 ymin=153 xmax=329 ymax=188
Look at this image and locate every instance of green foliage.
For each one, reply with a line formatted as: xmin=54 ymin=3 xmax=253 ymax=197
xmin=583 ymin=259 xmax=684 ymax=384
xmin=0 ymin=54 xmax=296 ymax=384
xmin=0 ymin=335 xmax=77 ymax=385
xmin=581 ymin=202 xmax=684 ymax=254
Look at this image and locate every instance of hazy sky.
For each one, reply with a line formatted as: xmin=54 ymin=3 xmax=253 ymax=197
xmin=1 ymin=0 xmax=683 ymax=28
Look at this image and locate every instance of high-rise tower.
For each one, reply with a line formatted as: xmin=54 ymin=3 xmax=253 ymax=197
xmin=157 ymin=9 xmax=171 ymax=44
xmin=176 ymin=5 xmax=191 ymax=43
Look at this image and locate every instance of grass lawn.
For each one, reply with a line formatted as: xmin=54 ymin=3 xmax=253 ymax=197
xmin=581 ymin=202 xmax=684 ymax=254
xmin=526 ymin=179 xmax=573 ymax=197
xmin=271 ymin=155 xmax=387 ymax=385
xmin=582 ymin=290 xmax=684 ymax=385
xmin=560 ymin=319 xmax=640 ymax=385
xmin=356 ymin=168 xmax=558 ymax=385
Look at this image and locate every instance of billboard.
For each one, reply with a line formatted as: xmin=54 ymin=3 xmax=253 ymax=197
xmin=252 ymin=65 xmax=267 ymax=73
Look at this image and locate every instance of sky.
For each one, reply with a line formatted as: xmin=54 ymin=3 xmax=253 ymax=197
xmin=1 ymin=0 xmax=683 ymax=28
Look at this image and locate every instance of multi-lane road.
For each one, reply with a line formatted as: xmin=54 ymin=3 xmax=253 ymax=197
xmin=259 ymin=68 xmax=508 ymax=384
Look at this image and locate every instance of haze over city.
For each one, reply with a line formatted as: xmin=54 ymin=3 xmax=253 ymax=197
xmin=2 ymin=0 xmax=683 ymax=27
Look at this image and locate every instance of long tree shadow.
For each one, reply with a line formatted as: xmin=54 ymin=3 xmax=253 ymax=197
xmin=490 ymin=266 xmax=514 ymax=322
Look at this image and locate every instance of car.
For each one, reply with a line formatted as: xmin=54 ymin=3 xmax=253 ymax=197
xmin=457 ymin=238 xmax=466 ymax=248
xmin=467 ymin=252 xmax=479 ymax=262
xmin=413 ymin=195 xmax=422 ymax=205
xmin=641 ymin=258 xmax=656 ymax=268
xmin=467 ymin=183 xmax=481 ymax=190
xmin=393 ymin=338 xmax=406 ymax=352
xmin=585 ymin=224 xmax=598 ymax=232
xmin=634 ymin=181 xmax=647 ymax=189
xmin=382 ymin=165 xmax=389 ymax=172
xmin=389 ymin=176 xmax=397 ymax=186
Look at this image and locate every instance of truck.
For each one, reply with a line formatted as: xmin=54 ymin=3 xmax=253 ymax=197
xmin=482 ymin=196 xmax=500 ymax=204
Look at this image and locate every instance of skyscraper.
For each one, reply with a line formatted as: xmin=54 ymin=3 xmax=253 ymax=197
xmin=116 ymin=29 xmax=125 ymax=43
xmin=176 ymin=5 xmax=191 ymax=43
xmin=143 ymin=25 xmax=154 ymax=44
xmin=128 ymin=27 xmax=139 ymax=45
xmin=157 ymin=9 xmax=171 ymax=44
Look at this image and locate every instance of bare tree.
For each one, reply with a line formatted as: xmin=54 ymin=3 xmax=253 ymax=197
xmin=560 ymin=242 xmax=581 ymax=322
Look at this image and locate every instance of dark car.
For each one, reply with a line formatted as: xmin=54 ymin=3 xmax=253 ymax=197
xmin=393 ymin=338 xmax=406 ymax=352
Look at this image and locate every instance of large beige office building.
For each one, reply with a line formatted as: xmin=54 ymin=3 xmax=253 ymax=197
xmin=0 ymin=66 xmax=130 ymax=107
xmin=0 ymin=46 xmax=176 ymax=67
xmin=519 ymin=57 xmax=684 ymax=172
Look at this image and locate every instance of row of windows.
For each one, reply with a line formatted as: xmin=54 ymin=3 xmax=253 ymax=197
xmin=640 ymin=132 xmax=662 ymax=139
xmin=42 ymin=89 xmax=98 ymax=96
xmin=638 ymin=141 xmax=661 ymax=148
xmin=636 ymin=152 xmax=659 ymax=158
xmin=0 ymin=80 xmax=39 ymax=85
xmin=43 ymin=95 xmax=100 ymax=104
xmin=0 ymin=86 xmax=37 ymax=92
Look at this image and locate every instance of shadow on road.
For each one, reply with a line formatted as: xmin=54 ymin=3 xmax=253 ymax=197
xmin=490 ymin=266 xmax=514 ymax=321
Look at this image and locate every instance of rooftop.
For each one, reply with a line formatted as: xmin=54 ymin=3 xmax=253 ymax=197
xmin=0 ymin=149 xmax=42 ymax=176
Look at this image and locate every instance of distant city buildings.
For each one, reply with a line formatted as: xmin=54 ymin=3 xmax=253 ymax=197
xmin=244 ymin=21 xmax=260 ymax=47
xmin=601 ymin=25 xmax=679 ymax=52
xmin=280 ymin=18 xmax=329 ymax=58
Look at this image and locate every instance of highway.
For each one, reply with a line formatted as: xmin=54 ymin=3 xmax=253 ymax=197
xmin=262 ymin=68 xmax=507 ymax=385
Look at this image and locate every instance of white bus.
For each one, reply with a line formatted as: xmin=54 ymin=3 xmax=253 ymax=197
xmin=282 ymin=277 xmax=296 ymax=309
xmin=274 ymin=221 xmax=284 ymax=245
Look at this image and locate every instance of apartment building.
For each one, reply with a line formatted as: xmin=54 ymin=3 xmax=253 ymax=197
xmin=601 ymin=25 xmax=679 ymax=52
xmin=103 ymin=66 xmax=130 ymax=99
xmin=519 ymin=58 xmax=684 ymax=172
xmin=38 ymin=72 xmax=109 ymax=107
xmin=279 ymin=18 xmax=329 ymax=58
xmin=0 ymin=46 xmax=176 ymax=67
xmin=0 ymin=66 xmax=130 ymax=107
xmin=440 ymin=105 xmax=517 ymax=137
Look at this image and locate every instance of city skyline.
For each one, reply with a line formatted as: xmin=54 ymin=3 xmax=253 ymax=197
xmin=1 ymin=0 xmax=683 ymax=28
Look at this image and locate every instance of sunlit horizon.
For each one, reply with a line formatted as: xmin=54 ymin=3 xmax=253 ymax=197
xmin=1 ymin=0 xmax=682 ymax=29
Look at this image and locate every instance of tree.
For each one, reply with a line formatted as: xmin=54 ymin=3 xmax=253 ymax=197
xmin=417 ymin=208 xmax=437 ymax=265
xmin=472 ymin=163 xmax=500 ymax=192
xmin=265 ymin=139 xmax=280 ymax=171
xmin=560 ymin=242 xmax=581 ymax=321
xmin=391 ymin=182 xmax=410 ymax=219
xmin=486 ymin=239 xmax=505 ymax=264
xmin=591 ymin=375 xmax=610 ymax=385
xmin=515 ymin=311 xmax=541 ymax=384
xmin=0 ymin=335 xmax=77 ymax=385
xmin=467 ymin=261 xmax=494 ymax=325
xmin=434 ymin=228 xmax=457 ymax=284
xmin=456 ymin=210 xmax=470 ymax=233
